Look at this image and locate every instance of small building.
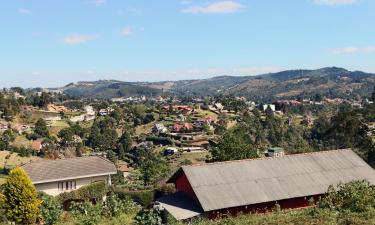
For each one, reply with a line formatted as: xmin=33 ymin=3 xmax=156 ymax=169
xmin=118 ymin=164 xmax=130 ymax=178
xmin=21 ymin=156 xmax=117 ymax=196
xmin=262 ymin=104 xmax=276 ymax=112
xmin=31 ymin=140 xmax=43 ymax=152
xmin=47 ymin=104 xmax=68 ymax=112
xmin=153 ymin=123 xmax=168 ymax=134
xmin=266 ymin=147 xmax=285 ymax=158
xmin=99 ymin=107 xmax=114 ymax=116
xmin=157 ymin=149 xmax=375 ymax=221
xmin=173 ymin=123 xmax=193 ymax=133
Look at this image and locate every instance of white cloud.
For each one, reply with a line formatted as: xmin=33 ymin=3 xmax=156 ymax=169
xmin=313 ymin=0 xmax=359 ymax=6
xmin=63 ymin=34 xmax=96 ymax=45
xmin=182 ymin=1 xmax=244 ymax=14
xmin=121 ymin=27 xmax=133 ymax=36
xmin=363 ymin=47 xmax=375 ymax=53
xmin=333 ymin=47 xmax=359 ymax=54
xmin=333 ymin=46 xmax=375 ymax=54
xmin=18 ymin=8 xmax=31 ymax=15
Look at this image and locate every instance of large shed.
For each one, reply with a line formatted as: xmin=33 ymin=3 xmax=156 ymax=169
xmin=158 ymin=149 xmax=375 ymax=220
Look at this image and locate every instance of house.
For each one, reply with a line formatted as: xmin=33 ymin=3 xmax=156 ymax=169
xmin=118 ymin=164 xmax=130 ymax=178
xmin=31 ymin=140 xmax=43 ymax=152
xmin=47 ymin=104 xmax=68 ymax=112
xmin=0 ymin=122 xmax=8 ymax=132
xmin=12 ymin=124 xmax=29 ymax=134
xmin=99 ymin=107 xmax=114 ymax=116
xmin=153 ymin=123 xmax=168 ymax=134
xmin=157 ymin=149 xmax=375 ymax=221
xmin=266 ymin=147 xmax=284 ymax=158
xmin=173 ymin=123 xmax=193 ymax=133
xmin=21 ymin=156 xmax=117 ymax=196
xmin=262 ymin=104 xmax=276 ymax=112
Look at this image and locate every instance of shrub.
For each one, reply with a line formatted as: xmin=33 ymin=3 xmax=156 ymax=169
xmin=115 ymin=189 xmax=155 ymax=207
xmin=3 ymin=167 xmax=41 ymax=224
xmin=70 ymin=201 xmax=102 ymax=225
xmin=102 ymin=192 xmax=139 ymax=217
xmin=56 ymin=181 xmax=108 ymax=204
xmin=319 ymin=180 xmax=375 ymax=213
xmin=134 ymin=208 xmax=162 ymax=225
xmin=39 ymin=192 xmax=63 ymax=225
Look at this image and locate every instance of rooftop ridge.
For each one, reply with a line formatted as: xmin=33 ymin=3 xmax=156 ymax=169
xmin=20 ymin=155 xmax=107 ymax=167
xmin=183 ymin=148 xmax=352 ymax=168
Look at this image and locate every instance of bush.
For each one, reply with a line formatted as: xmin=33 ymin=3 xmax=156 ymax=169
xmin=39 ymin=192 xmax=63 ymax=225
xmin=115 ymin=189 xmax=155 ymax=207
xmin=145 ymin=136 xmax=173 ymax=145
xmin=319 ymin=180 xmax=375 ymax=213
xmin=102 ymin=192 xmax=139 ymax=217
xmin=56 ymin=181 xmax=108 ymax=204
xmin=3 ymin=167 xmax=41 ymax=224
xmin=134 ymin=208 xmax=162 ymax=225
xmin=70 ymin=201 xmax=102 ymax=225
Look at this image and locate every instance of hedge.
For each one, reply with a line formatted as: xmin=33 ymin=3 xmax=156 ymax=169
xmin=145 ymin=136 xmax=173 ymax=145
xmin=115 ymin=189 xmax=155 ymax=207
xmin=56 ymin=181 xmax=108 ymax=204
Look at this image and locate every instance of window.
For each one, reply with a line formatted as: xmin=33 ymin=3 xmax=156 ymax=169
xmin=57 ymin=180 xmax=76 ymax=191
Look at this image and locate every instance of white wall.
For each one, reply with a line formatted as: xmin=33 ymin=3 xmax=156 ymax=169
xmin=35 ymin=175 xmax=109 ymax=196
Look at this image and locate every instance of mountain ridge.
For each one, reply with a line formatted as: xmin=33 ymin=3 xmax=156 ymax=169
xmin=55 ymin=67 xmax=375 ymax=101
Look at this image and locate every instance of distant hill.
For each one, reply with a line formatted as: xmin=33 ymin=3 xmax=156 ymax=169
xmin=59 ymin=80 xmax=162 ymax=99
xmin=57 ymin=67 xmax=375 ymax=100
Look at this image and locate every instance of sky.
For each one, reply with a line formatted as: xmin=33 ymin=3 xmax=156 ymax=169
xmin=1 ymin=0 xmax=375 ymax=87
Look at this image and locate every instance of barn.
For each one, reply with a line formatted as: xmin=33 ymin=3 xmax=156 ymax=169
xmin=156 ymin=149 xmax=375 ymax=221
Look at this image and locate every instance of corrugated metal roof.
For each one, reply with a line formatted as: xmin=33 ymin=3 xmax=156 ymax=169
xmin=176 ymin=149 xmax=375 ymax=212
xmin=22 ymin=156 xmax=117 ymax=184
xmin=156 ymin=192 xmax=203 ymax=220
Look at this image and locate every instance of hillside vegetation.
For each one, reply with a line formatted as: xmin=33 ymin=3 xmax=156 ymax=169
xmin=57 ymin=67 xmax=375 ymax=101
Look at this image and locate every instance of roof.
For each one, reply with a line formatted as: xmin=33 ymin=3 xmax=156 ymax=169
xmin=22 ymin=156 xmax=117 ymax=184
xmin=168 ymin=149 xmax=375 ymax=212
xmin=156 ymin=192 xmax=203 ymax=220
xmin=118 ymin=164 xmax=129 ymax=172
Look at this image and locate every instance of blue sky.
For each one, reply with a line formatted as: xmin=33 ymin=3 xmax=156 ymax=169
xmin=1 ymin=0 xmax=375 ymax=87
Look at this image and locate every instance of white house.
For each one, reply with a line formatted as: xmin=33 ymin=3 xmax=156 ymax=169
xmin=21 ymin=156 xmax=117 ymax=196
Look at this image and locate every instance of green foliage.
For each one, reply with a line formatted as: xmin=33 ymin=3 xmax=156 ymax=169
xmin=134 ymin=208 xmax=163 ymax=225
xmin=70 ymin=201 xmax=103 ymax=225
xmin=145 ymin=136 xmax=173 ymax=145
xmin=35 ymin=118 xmax=50 ymax=137
xmin=211 ymin=128 xmax=258 ymax=161
xmin=3 ymin=167 xmax=41 ymax=224
xmin=39 ymin=192 xmax=63 ymax=225
xmin=319 ymin=180 xmax=375 ymax=213
xmin=115 ymin=189 xmax=155 ymax=207
xmin=102 ymin=192 xmax=140 ymax=217
xmin=56 ymin=181 xmax=108 ymax=203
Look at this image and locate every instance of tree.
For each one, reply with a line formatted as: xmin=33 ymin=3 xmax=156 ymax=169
xmin=134 ymin=209 xmax=162 ymax=225
xmin=58 ymin=128 xmax=74 ymax=146
xmin=3 ymin=167 xmax=41 ymax=224
xmin=35 ymin=118 xmax=49 ymax=137
xmin=211 ymin=128 xmax=258 ymax=162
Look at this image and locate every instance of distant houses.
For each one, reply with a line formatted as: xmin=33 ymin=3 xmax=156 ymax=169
xmin=156 ymin=149 xmax=375 ymax=221
xmin=47 ymin=104 xmax=68 ymax=112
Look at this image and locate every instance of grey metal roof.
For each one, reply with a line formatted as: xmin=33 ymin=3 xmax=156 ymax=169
xmin=174 ymin=149 xmax=375 ymax=212
xmin=21 ymin=156 xmax=117 ymax=184
xmin=156 ymin=192 xmax=203 ymax=220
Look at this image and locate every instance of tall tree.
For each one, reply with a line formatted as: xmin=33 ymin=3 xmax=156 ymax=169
xmin=3 ymin=167 xmax=41 ymax=224
xmin=35 ymin=118 xmax=49 ymax=138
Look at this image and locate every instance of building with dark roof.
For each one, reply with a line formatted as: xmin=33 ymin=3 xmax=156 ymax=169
xmin=157 ymin=149 xmax=375 ymax=220
xmin=21 ymin=156 xmax=117 ymax=196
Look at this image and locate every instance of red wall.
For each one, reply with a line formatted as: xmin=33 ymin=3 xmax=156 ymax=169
xmin=207 ymin=195 xmax=322 ymax=219
xmin=173 ymin=172 xmax=322 ymax=220
xmin=174 ymin=173 xmax=197 ymax=199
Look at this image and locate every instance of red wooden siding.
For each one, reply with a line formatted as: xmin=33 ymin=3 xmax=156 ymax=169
xmin=174 ymin=173 xmax=197 ymax=199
